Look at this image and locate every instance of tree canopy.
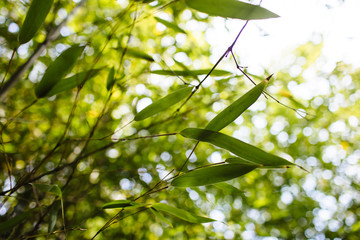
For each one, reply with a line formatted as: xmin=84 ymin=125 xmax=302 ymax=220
xmin=0 ymin=0 xmax=359 ymax=239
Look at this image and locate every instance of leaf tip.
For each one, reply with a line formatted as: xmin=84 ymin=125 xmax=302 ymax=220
xmin=265 ymin=74 xmax=274 ymax=82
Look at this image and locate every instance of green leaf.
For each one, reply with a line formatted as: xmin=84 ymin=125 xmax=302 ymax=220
xmin=205 ymin=77 xmax=269 ymax=131
xmin=18 ymin=0 xmax=54 ymax=44
xmin=154 ymin=17 xmax=186 ymax=34
xmin=185 ymin=0 xmax=279 ymax=20
xmin=180 ymin=128 xmax=295 ymax=167
xmin=134 ymin=86 xmax=193 ymax=121
xmin=0 ymin=210 xmax=34 ymax=232
xmin=48 ymin=200 xmax=61 ymax=233
xmin=125 ymin=48 xmax=155 ymax=62
xmin=172 ymin=163 xmax=256 ymax=187
xmin=152 ymin=203 xmax=215 ymax=223
xmin=46 ymin=68 xmax=102 ymax=97
xmin=150 ymin=69 xmax=232 ymax=77
xmin=35 ymin=45 xmax=85 ymax=98
xmin=150 ymin=207 xmax=174 ymax=228
xmin=225 ymin=157 xmax=262 ymax=166
xmin=102 ymin=200 xmax=148 ymax=209
xmin=106 ymin=67 xmax=116 ymax=91
xmin=34 ymin=183 xmax=62 ymax=197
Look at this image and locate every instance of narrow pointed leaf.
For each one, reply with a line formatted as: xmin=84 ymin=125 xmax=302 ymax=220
xmin=125 ymin=48 xmax=154 ymax=62
xmin=154 ymin=17 xmax=186 ymax=34
xmin=150 ymin=69 xmax=232 ymax=77
xmin=35 ymin=45 xmax=85 ymax=98
xmin=18 ymin=0 xmax=54 ymax=44
xmin=46 ymin=68 xmax=102 ymax=97
xmin=180 ymin=128 xmax=295 ymax=167
xmin=172 ymin=163 xmax=256 ymax=187
xmin=48 ymin=200 xmax=61 ymax=233
xmin=206 ymin=78 xmax=269 ymax=131
xmin=213 ymin=183 xmax=246 ymax=196
xmin=134 ymin=86 xmax=192 ymax=121
xmin=102 ymin=200 xmax=149 ymax=210
xmin=152 ymin=203 xmax=215 ymax=223
xmin=34 ymin=183 xmax=62 ymax=197
xmin=150 ymin=207 xmax=173 ymax=228
xmin=106 ymin=67 xmax=115 ymax=91
xmin=225 ymin=157 xmax=262 ymax=166
xmin=185 ymin=0 xmax=279 ymax=20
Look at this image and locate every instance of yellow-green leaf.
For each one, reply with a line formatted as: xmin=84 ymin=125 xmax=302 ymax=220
xmin=180 ymin=128 xmax=295 ymax=167
xmin=150 ymin=207 xmax=173 ymax=228
xmin=18 ymin=0 xmax=54 ymax=44
xmin=102 ymin=200 xmax=148 ymax=209
xmin=150 ymin=69 xmax=232 ymax=77
xmin=154 ymin=17 xmax=186 ymax=34
xmin=34 ymin=183 xmax=62 ymax=197
xmin=46 ymin=68 xmax=102 ymax=97
xmin=185 ymin=0 xmax=279 ymax=20
xmin=35 ymin=45 xmax=85 ymax=98
xmin=205 ymin=77 xmax=269 ymax=131
xmin=152 ymin=203 xmax=215 ymax=223
xmin=134 ymin=86 xmax=193 ymax=121
xmin=171 ymin=163 xmax=256 ymax=187
xmin=106 ymin=67 xmax=115 ymax=91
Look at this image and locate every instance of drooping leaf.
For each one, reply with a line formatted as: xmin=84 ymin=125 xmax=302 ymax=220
xmin=116 ymin=47 xmax=154 ymax=62
xmin=106 ymin=67 xmax=116 ymax=91
xmin=225 ymin=157 xmax=262 ymax=166
xmin=154 ymin=17 xmax=186 ymax=34
xmin=180 ymin=128 xmax=295 ymax=167
xmin=46 ymin=68 xmax=102 ymax=97
xmin=34 ymin=183 xmax=62 ymax=197
xmin=134 ymin=86 xmax=193 ymax=121
xmin=152 ymin=203 xmax=215 ymax=223
xmin=35 ymin=45 xmax=85 ymax=98
xmin=0 ymin=210 xmax=34 ymax=232
xmin=205 ymin=77 xmax=269 ymax=131
xmin=150 ymin=207 xmax=173 ymax=228
xmin=18 ymin=0 xmax=54 ymax=44
xmin=48 ymin=200 xmax=61 ymax=233
xmin=172 ymin=163 xmax=256 ymax=187
xmin=150 ymin=69 xmax=232 ymax=77
xmin=185 ymin=0 xmax=279 ymax=20
xmin=213 ymin=182 xmax=246 ymax=196
xmin=102 ymin=200 xmax=148 ymax=209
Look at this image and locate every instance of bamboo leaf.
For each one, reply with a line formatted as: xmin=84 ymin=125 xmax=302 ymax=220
xmin=46 ymin=68 xmax=102 ymax=97
xmin=152 ymin=203 xmax=215 ymax=223
xmin=225 ymin=157 xmax=262 ymax=166
xmin=102 ymin=200 xmax=149 ymax=209
xmin=48 ymin=200 xmax=61 ymax=233
xmin=150 ymin=207 xmax=174 ymax=228
xmin=154 ymin=17 xmax=186 ymax=34
xmin=134 ymin=86 xmax=193 ymax=121
xmin=180 ymin=128 xmax=295 ymax=167
xmin=34 ymin=183 xmax=62 ymax=197
xmin=150 ymin=69 xmax=232 ymax=77
xmin=106 ymin=67 xmax=116 ymax=91
xmin=185 ymin=0 xmax=279 ymax=20
xmin=213 ymin=182 xmax=245 ymax=196
xmin=125 ymin=48 xmax=155 ymax=62
xmin=18 ymin=0 xmax=54 ymax=44
xmin=205 ymin=77 xmax=269 ymax=131
xmin=35 ymin=45 xmax=85 ymax=98
xmin=172 ymin=163 xmax=256 ymax=187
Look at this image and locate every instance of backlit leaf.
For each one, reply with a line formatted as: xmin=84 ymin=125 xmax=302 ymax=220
xmin=35 ymin=45 xmax=85 ymax=98
xmin=46 ymin=68 xmax=102 ymax=97
xmin=205 ymin=77 xmax=269 ymax=131
xmin=150 ymin=207 xmax=173 ymax=228
xmin=152 ymin=203 xmax=215 ymax=223
xmin=180 ymin=128 xmax=295 ymax=167
xmin=185 ymin=0 xmax=279 ymax=20
xmin=154 ymin=17 xmax=186 ymax=34
xmin=102 ymin=200 xmax=148 ymax=209
xmin=106 ymin=67 xmax=115 ymax=91
xmin=124 ymin=47 xmax=154 ymax=62
xmin=18 ymin=0 xmax=54 ymax=44
xmin=34 ymin=183 xmax=62 ymax=197
xmin=150 ymin=69 xmax=232 ymax=77
xmin=171 ymin=163 xmax=256 ymax=187
xmin=134 ymin=86 xmax=193 ymax=121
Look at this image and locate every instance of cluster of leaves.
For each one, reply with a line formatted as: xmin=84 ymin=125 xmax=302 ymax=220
xmin=0 ymin=0 xmax=359 ymax=239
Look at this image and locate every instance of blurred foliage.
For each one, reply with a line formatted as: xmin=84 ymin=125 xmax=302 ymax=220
xmin=0 ymin=0 xmax=359 ymax=239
